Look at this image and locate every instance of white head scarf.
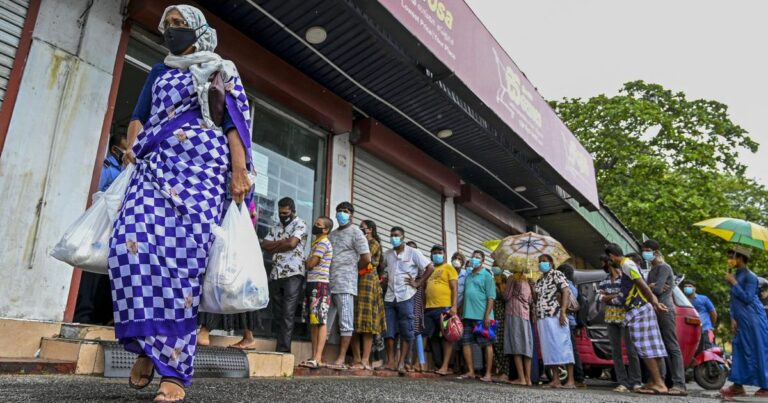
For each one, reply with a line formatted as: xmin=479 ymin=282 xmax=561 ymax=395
xmin=159 ymin=5 xmax=238 ymax=128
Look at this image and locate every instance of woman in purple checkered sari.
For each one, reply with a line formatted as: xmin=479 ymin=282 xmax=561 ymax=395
xmin=109 ymin=5 xmax=251 ymax=401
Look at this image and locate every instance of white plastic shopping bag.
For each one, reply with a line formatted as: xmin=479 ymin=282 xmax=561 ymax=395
xmin=200 ymin=202 xmax=269 ymax=314
xmin=50 ymin=164 xmax=135 ymax=274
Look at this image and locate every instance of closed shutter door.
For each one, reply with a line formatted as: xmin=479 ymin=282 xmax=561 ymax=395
xmin=457 ymin=206 xmax=509 ymax=269
xmin=0 ymin=0 xmax=30 ymax=111
xmin=352 ymin=149 xmax=443 ymax=252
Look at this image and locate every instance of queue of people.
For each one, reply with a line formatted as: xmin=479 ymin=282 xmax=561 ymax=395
xmin=191 ymin=195 xmax=768 ymax=399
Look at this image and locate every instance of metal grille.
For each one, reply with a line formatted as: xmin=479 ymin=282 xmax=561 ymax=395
xmin=103 ymin=342 xmax=249 ymax=378
xmin=0 ymin=0 xmax=30 ymax=111
xmin=352 ymin=149 xmax=444 ymax=252
xmin=457 ymin=206 xmax=508 ymax=269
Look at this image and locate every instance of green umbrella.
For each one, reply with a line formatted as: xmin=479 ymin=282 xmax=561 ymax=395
xmin=693 ymin=217 xmax=768 ymax=250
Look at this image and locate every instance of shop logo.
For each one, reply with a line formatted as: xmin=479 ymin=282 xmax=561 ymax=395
xmin=424 ymin=0 xmax=453 ymax=30
xmin=492 ymin=47 xmax=544 ymax=135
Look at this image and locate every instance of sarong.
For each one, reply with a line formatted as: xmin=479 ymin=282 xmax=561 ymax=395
xmin=108 ymin=66 xmax=251 ymax=386
xmin=624 ymin=303 xmax=667 ymax=359
xmin=537 ymin=316 xmax=574 ymax=365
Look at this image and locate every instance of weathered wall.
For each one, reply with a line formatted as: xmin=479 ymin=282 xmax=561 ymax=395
xmin=0 ymin=0 xmax=124 ymax=320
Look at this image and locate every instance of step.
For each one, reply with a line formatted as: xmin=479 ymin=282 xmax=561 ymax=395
xmin=39 ymin=338 xmax=104 ymax=375
xmin=59 ymin=323 xmax=116 ymax=341
xmin=40 ymin=337 xmax=294 ymax=378
xmin=0 ymin=318 xmax=62 ymax=358
xmin=0 ymin=357 xmax=76 ymax=375
xmin=244 ymin=351 xmax=294 ymax=377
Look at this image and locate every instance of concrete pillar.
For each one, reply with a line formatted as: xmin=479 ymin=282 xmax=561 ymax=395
xmin=328 ymin=133 xmax=353 ymax=227
xmin=443 ymin=197 xmax=459 ymax=255
xmin=0 ymin=0 xmax=124 ymax=321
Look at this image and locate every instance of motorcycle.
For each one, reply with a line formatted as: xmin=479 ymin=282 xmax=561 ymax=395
xmin=690 ymin=334 xmax=730 ymax=390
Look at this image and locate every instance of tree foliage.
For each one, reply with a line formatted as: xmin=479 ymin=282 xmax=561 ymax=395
xmin=551 ymin=81 xmax=768 ymax=335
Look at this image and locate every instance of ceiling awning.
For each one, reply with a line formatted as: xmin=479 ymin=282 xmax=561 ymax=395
xmin=184 ymin=0 xmax=635 ymax=263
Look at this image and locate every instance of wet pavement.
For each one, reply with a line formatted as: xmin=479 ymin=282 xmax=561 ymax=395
xmin=0 ymin=374 xmax=739 ymax=402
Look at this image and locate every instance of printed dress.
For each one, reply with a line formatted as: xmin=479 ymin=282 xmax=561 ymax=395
xmin=108 ymin=65 xmax=251 ymax=386
xmin=354 ymin=239 xmax=386 ymax=334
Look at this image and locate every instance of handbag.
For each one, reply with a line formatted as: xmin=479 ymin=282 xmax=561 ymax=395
xmin=440 ymin=312 xmax=464 ymax=343
xmin=208 ymin=71 xmax=225 ymax=127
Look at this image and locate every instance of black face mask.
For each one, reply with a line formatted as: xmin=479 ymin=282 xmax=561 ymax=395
xmin=164 ymin=26 xmax=206 ymax=55
xmin=312 ymin=225 xmax=324 ymax=235
xmin=279 ymin=214 xmax=294 ymax=226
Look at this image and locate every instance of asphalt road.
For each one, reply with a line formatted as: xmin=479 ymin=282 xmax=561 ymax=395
xmin=0 ymin=375 xmax=737 ymax=403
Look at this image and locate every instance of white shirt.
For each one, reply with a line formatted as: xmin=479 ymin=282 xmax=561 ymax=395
xmin=381 ymin=245 xmax=431 ymax=302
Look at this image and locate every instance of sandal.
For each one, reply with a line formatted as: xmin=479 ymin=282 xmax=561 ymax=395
xmin=720 ymin=385 xmax=747 ymax=398
xmin=667 ymin=387 xmax=688 ymax=396
xmin=636 ymin=386 xmax=665 ymax=395
xmin=326 ymin=363 xmax=348 ymax=371
xmin=299 ymin=359 xmax=320 ymax=369
xmin=154 ymin=377 xmax=185 ymax=403
xmin=128 ymin=356 xmax=155 ymax=390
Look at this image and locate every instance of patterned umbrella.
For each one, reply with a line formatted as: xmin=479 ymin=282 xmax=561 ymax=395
xmin=693 ymin=217 xmax=768 ymax=251
xmin=488 ymin=232 xmax=570 ymax=279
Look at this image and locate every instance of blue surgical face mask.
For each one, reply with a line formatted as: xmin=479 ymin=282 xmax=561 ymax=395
xmin=336 ymin=211 xmax=350 ymax=226
xmin=432 ymin=254 xmax=444 ymax=265
xmin=471 ymin=257 xmax=481 ymax=268
xmin=539 ymin=261 xmax=552 ymax=273
xmin=492 ymin=266 xmax=502 ymax=275
xmin=683 ymin=286 xmax=694 ymax=296
xmin=642 ymin=251 xmax=655 ymax=262
xmin=391 ymin=236 xmax=402 ymax=248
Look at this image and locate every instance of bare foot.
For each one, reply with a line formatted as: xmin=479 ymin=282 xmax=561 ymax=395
xmin=510 ymin=378 xmax=527 ymax=386
xmin=197 ymin=327 xmax=210 ymax=347
xmin=129 ymin=356 xmax=154 ymax=388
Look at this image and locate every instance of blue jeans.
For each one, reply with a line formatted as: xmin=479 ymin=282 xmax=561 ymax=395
xmin=385 ymin=297 xmax=415 ymax=341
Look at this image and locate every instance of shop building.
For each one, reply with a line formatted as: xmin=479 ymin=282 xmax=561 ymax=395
xmin=0 ymin=0 xmax=637 ymax=347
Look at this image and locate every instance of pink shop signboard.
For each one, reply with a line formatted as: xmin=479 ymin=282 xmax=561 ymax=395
xmin=378 ymin=0 xmax=599 ymax=208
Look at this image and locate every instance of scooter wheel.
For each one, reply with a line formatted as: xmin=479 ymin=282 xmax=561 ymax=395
xmin=694 ymin=362 xmax=728 ymax=390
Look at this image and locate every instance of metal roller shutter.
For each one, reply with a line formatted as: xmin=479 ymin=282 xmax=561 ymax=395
xmin=0 ymin=0 xmax=30 ymax=111
xmin=352 ymin=149 xmax=444 ymax=252
xmin=457 ymin=206 xmax=509 ymax=269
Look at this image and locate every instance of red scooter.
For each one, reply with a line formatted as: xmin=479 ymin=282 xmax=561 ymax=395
xmin=689 ymin=331 xmax=730 ymax=390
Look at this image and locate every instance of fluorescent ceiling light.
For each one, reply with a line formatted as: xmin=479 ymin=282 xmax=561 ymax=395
xmin=300 ymin=156 xmax=311 ymax=162
xmin=305 ymin=26 xmax=327 ymax=44
xmin=436 ymin=129 xmax=453 ymax=138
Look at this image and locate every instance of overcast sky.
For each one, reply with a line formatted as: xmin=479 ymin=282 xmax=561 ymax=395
xmin=466 ymin=0 xmax=767 ymax=186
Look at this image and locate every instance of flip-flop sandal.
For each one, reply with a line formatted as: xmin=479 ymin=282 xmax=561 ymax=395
xmin=154 ymin=377 xmax=186 ymax=403
xmin=636 ymin=387 xmax=664 ymax=395
xmin=433 ymin=370 xmax=449 ymax=376
xmin=667 ymin=388 xmax=687 ymax=396
xmin=362 ymin=363 xmax=373 ymax=371
xmin=456 ymin=374 xmax=475 ymax=380
xmin=348 ymin=363 xmax=366 ymax=370
xmin=326 ymin=363 xmax=348 ymax=371
xmin=299 ymin=360 xmax=319 ymax=369
xmin=228 ymin=342 xmax=257 ymax=350
xmin=128 ymin=356 xmax=155 ymax=390
xmin=478 ymin=377 xmax=493 ymax=383
xmin=559 ymin=385 xmax=576 ymax=389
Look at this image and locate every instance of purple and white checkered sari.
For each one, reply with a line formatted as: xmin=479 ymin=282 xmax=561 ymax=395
xmin=108 ymin=67 xmax=250 ymax=385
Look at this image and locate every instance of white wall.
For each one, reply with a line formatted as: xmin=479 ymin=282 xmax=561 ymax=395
xmin=0 ymin=0 xmax=124 ymax=321
xmin=443 ymin=197 xmax=459 ymax=255
xmin=328 ymin=133 xmax=353 ymax=226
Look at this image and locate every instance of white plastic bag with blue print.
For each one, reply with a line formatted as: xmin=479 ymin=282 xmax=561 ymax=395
xmin=200 ymin=202 xmax=269 ymax=314
xmin=50 ymin=164 xmax=136 ymax=274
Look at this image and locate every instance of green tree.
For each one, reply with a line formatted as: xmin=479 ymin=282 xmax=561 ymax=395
xmin=551 ymin=80 xmax=768 ymax=337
